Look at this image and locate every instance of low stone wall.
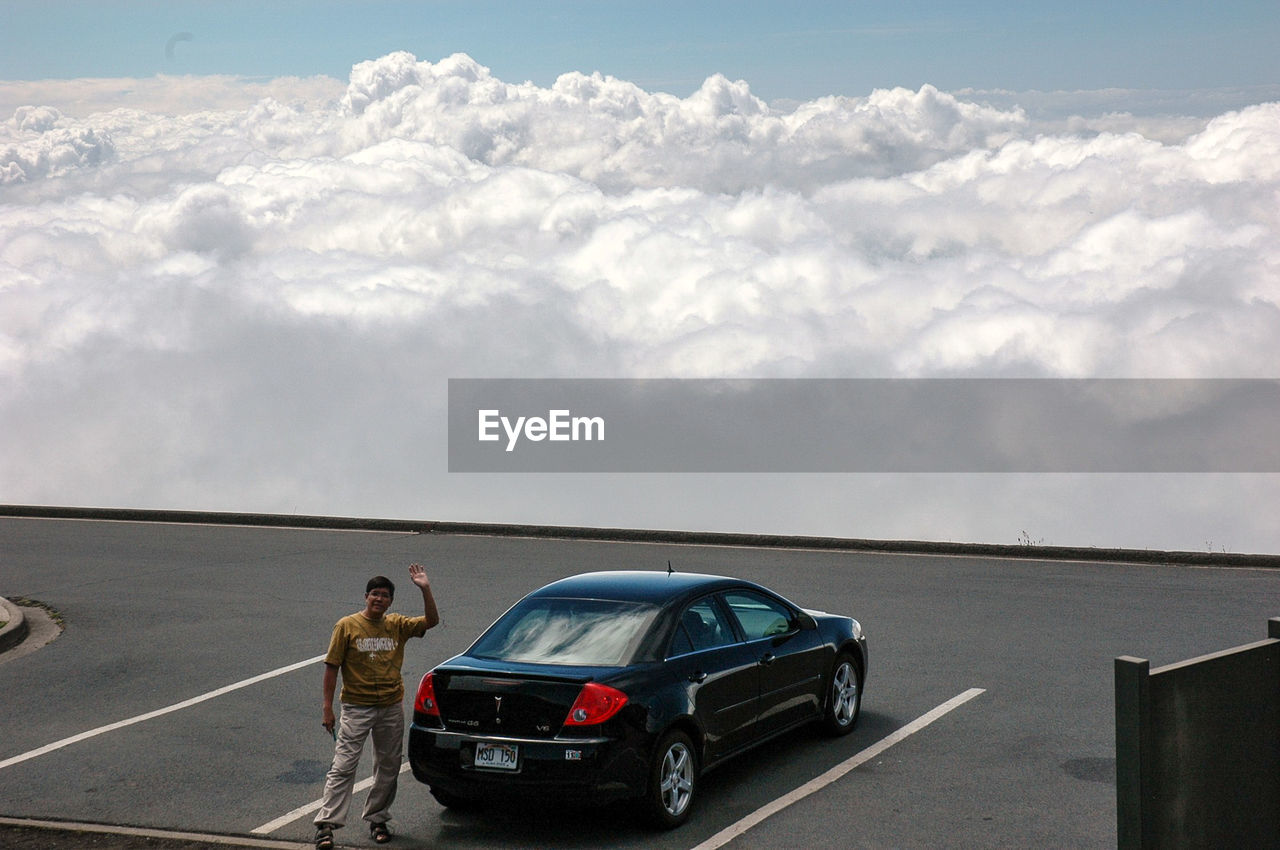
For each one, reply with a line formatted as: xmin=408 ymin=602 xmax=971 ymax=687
xmin=4 ymin=504 xmax=1279 ymax=568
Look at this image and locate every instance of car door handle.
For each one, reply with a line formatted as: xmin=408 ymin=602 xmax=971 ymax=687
xmin=688 ymin=671 xmax=707 ymax=683
xmin=760 ymin=653 xmax=776 ymax=666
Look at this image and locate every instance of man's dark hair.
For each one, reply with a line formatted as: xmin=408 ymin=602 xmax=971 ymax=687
xmin=366 ymin=575 xmax=395 ymax=598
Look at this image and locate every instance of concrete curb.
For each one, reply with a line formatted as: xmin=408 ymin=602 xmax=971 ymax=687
xmin=0 ymin=816 xmax=312 ymax=849
xmin=0 ymin=596 xmax=30 ymax=654
xmin=3 ymin=503 xmax=1278 ymax=568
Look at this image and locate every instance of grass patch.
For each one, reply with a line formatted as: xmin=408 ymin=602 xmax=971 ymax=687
xmin=8 ymin=597 xmax=66 ymax=631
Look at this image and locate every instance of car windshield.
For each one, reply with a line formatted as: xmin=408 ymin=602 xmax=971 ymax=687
xmin=470 ymin=597 xmax=659 ymax=666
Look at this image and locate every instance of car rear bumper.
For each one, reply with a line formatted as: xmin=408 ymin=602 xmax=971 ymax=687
xmin=408 ymin=723 xmax=647 ymax=804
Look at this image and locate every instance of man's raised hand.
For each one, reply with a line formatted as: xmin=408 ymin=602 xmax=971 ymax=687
xmin=408 ymin=562 xmax=430 ymax=588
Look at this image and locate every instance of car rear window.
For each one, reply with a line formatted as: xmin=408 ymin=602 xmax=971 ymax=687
xmin=470 ymin=597 xmax=659 ymax=666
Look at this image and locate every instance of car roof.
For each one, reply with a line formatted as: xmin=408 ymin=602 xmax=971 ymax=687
xmin=527 ymin=570 xmax=760 ymax=605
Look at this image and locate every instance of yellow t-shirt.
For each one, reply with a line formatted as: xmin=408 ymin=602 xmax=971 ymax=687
xmin=324 ymin=612 xmax=429 ymax=707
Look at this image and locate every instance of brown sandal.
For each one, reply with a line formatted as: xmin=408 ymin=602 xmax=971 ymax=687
xmin=370 ymin=822 xmax=392 ymax=844
xmin=314 ymin=825 xmax=335 ymax=850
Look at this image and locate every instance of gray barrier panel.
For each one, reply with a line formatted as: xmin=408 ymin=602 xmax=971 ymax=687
xmin=1116 ymin=619 xmax=1280 ymax=848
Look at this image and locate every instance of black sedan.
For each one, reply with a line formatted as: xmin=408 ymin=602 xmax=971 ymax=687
xmin=407 ymin=570 xmax=867 ymax=828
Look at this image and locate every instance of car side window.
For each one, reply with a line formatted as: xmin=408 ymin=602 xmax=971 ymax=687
xmin=669 ymin=597 xmax=736 ymax=656
xmin=723 ymin=590 xmax=795 ymax=641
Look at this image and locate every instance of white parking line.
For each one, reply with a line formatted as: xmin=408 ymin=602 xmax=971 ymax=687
xmin=0 ymin=655 xmax=325 ymax=771
xmin=256 ymin=687 xmax=985 ymax=839
xmin=689 ymin=687 xmax=987 ymax=850
xmin=252 ymin=762 xmax=411 ymax=834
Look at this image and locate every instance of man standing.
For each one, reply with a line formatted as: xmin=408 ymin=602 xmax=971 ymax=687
xmin=315 ymin=563 xmax=440 ymax=848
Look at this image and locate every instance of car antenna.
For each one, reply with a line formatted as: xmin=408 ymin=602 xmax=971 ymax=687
xmin=667 ymin=560 xmax=674 ymax=575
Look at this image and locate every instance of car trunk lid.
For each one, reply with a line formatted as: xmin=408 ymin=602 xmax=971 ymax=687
xmin=431 ymin=665 xmax=601 ymax=738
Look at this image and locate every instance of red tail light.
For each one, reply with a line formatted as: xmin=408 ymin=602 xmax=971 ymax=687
xmin=414 ymin=672 xmax=441 ymax=717
xmin=564 ymin=682 xmax=628 ymax=726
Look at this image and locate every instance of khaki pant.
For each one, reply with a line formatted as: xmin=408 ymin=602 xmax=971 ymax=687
xmin=314 ymin=703 xmax=404 ymax=829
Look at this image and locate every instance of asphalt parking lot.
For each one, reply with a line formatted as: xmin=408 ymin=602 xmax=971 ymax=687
xmin=3 ymin=515 xmax=1278 ymax=848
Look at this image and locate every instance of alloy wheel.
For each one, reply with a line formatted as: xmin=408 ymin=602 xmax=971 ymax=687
xmin=659 ymin=739 xmax=694 ymax=817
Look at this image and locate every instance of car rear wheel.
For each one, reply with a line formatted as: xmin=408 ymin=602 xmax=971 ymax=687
xmin=823 ymin=653 xmax=862 ymax=736
xmin=644 ymin=730 xmax=697 ymax=829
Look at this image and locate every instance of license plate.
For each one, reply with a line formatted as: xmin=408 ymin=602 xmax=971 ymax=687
xmin=474 ymin=742 xmax=519 ymax=771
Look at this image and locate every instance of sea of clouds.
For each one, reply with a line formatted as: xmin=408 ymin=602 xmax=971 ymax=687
xmin=2 ymin=53 xmax=1277 ymax=551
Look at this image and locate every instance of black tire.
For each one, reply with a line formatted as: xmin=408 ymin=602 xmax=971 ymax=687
xmin=822 ymin=652 xmax=863 ymax=736
xmin=644 ymin=729 xmax=698 ymax=829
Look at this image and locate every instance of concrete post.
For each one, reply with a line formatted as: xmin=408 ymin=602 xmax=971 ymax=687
xmin=1114 ymin=656 xmax=1150 ymax=850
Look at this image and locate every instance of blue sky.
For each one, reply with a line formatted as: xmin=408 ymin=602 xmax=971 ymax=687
xmin=4 ymin=1 xmax=1279 ymax=100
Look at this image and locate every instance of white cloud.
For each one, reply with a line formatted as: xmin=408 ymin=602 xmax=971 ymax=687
xmin=0 ymin=74 xmax=344 ymax=120
xmin=2 ymin=53 xmax=1278 ymax=551
xmin=2 ymin=107 xmax=115 ymax=184
xmin=953 ymin=84 xmax=1280 ymax=143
